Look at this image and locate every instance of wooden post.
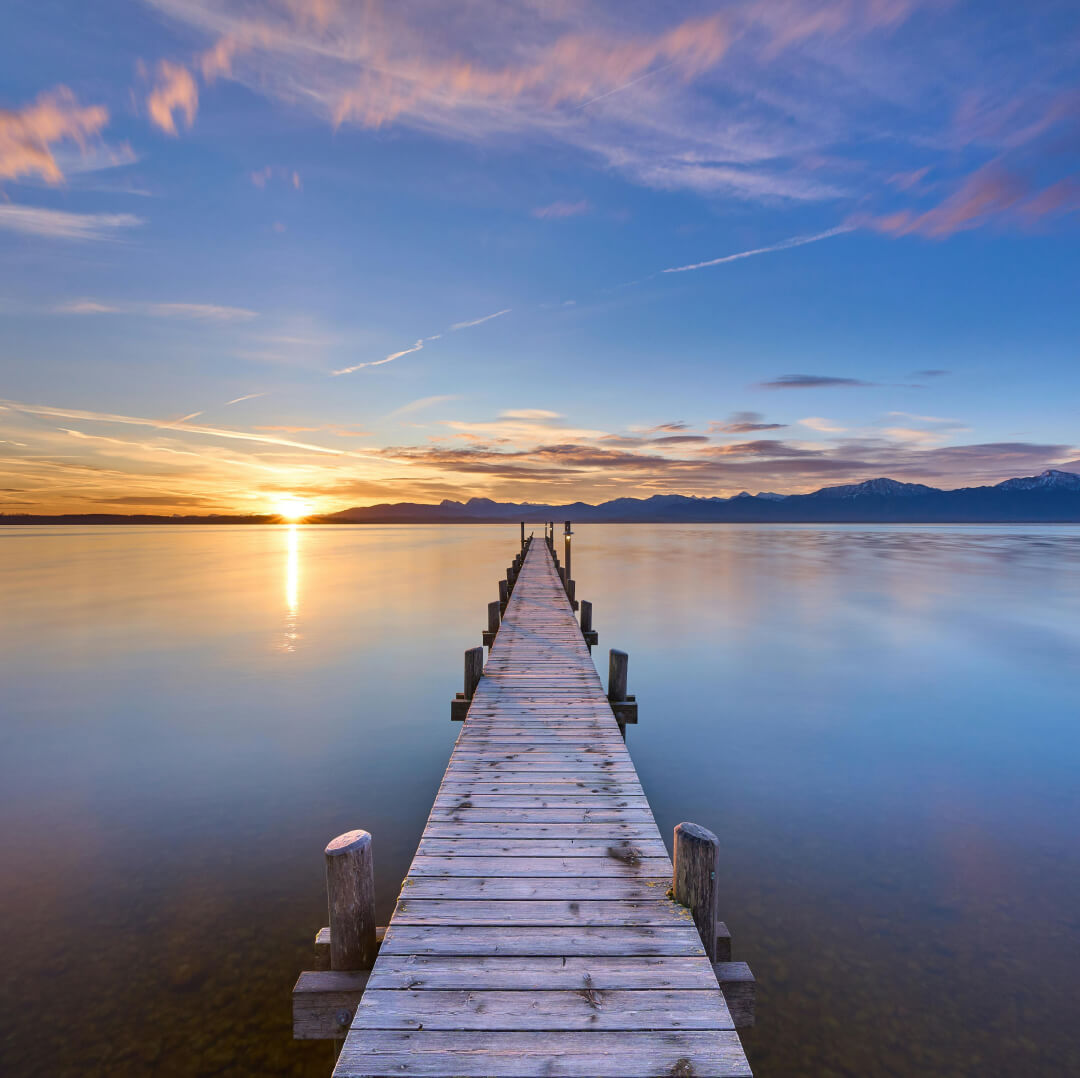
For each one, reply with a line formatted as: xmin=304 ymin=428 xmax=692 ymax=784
xmin=563 ymin=521 xmax=572 ymax=583
xmin=673 ymin=822 xmax=720 ymax=961
xmin=581 ymin=600 xmax=593 ymax=635
xmin=608 ymin=649 xmax=628 ymax=702
xmin=520 ymin=521 xmax=525 ymax=550
xmin=483 ymin=600 xmax=501 ymax=647
xmin=464 ymin=645 xmax=484 ymax=698
xmin=498 ymin=578 xmax=509 ymax=611
xmin=324 ymin=831 xmax=377 ymax=971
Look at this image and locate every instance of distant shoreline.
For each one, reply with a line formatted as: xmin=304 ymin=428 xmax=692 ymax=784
xmin=5 ymin=516 xmax=1080 ymax=526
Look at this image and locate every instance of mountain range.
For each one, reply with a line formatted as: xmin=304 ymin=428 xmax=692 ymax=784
xmin=322 ymin=470 xmax=1080 ymax=523
xmin=4 ymin=470 xmax=1080 ymax=524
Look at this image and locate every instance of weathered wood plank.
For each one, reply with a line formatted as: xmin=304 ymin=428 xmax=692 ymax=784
xmin=335 ymin=1030 xmax=752 ymax=1077
xmin=399 ymin=877 xmax=672 ymax=900
xmin=366 ymin=954 xmax=723 ymax=991
xmin=380 ymin=925 xmax=707 ymax=957
xmin=354 ymin=989 xmax=734 ymax=1031
xmin=406 ymin=855 xmax=672 ymax=877
xmin=391 ymin=899 xmax=695 ymax=926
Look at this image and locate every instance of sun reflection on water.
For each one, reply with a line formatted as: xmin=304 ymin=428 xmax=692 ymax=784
xmin=282 ymin=523 xmax=300 ymax=651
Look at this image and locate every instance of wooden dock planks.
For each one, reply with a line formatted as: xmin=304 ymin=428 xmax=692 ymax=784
xmin=334 ymin=539 xmax=752 ymax=1078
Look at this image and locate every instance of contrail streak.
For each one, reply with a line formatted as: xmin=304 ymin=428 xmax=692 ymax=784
xmin=451 ymin=308 xmax=511 ymax=330
xmin=663 ymin=225 xmax=854 ymax=274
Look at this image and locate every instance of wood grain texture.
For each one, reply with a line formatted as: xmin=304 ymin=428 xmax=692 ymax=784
xmin=333 ymin=539 xmax=751 ymax=1077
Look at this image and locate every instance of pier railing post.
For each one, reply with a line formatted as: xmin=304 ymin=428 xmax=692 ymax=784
xmin=325 ymin=830 xmax=377 ymax=970
xmin=673 ymin=822 xmax=720 ymax=962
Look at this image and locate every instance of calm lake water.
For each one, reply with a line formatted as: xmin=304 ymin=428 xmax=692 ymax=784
xmin=2 ymin=524 xmax=1079 ymax=1077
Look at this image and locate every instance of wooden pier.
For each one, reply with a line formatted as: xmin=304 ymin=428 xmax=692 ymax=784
xmin=295 ymin=529 xmax=754 ymax=1077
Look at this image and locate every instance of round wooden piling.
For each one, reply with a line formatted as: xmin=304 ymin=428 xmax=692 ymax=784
xmin=464 ymin=646 xmax=484 ymax=698
xmin=487 ymin=600 xmax=501 ymax=635
xmin=673 ymin=822 xmax=720 ymax=961
xmin=608 ymin=649 xmax=628 ymax=701
xmin=324 ymin=830 xmax=377 ymax=971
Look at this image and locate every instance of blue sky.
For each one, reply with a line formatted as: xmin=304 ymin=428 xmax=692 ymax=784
xmin=1 ymin=0 xmax=1078 ymax=513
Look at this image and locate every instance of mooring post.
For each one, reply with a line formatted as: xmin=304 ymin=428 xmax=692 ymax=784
xmin=608 ymin=648 xmax=628 ymax=702
xmin=325 ymin=830 xmax=377 ymax=971
xmin=607 ymin=648 xmax=637 ymax=728
xmin=498 ymin=577 xmax=509 ymax=612
xmin=580 ymin=600 xmax=597 ymax=648
xmin=673 ymin=822 xmax=720 ymax=962
xmin=483 ymin=600 xmax=501 ymax=648
xmin=464 ymin=645 xmax=484 ymax=698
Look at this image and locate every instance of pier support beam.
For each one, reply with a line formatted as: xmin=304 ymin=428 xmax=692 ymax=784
xmin=580 ymin=600 xmax=598 ymax=648
xmin=452 ymin=646 xmax=485 ymax=720
xmin=673 ymin=822 xmax=719 ymax=961
xmin=607 ymin=648 xmax=638 ymax=727
xmin=483 ymin=600 xmax=501 ymax=648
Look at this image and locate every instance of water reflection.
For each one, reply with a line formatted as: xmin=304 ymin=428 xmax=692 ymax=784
xmin=282 ymin=524 xmax=300 ymax=652
xmin=1 ymin=524 xmax=1079 ymax=1078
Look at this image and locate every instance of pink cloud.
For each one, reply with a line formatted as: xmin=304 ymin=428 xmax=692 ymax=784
xmin=147 ymin=61 xmax=198 ymax=136
xmin=867 ymin=162 xmax=1080 ymax=238
xmin=333 ymin=12 xmax=732 ymax=128
xmin=0 ymin=86 xmax=108 ymax=184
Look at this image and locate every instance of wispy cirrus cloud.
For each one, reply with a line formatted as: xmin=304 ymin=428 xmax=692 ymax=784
xmin=389 ymin=394 xmax=460 ymax=418
xmin=0 ymin=398 xmax=350 ymax=456
xmin=0 ymin=205 xmax=144 ymax=241
xmin=141 ymin=0 xmax=957 ymax=208
xmin=532 ymin=200 xmax=589 ymax=219
xmin=0 ymin=86 xmax=109 ymax=184
xmin=55 ymin=299 xmax=256 ymax=320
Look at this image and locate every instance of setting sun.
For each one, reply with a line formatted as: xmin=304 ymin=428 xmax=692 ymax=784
xmin=274 ymin=496 xmax=312 ymax=521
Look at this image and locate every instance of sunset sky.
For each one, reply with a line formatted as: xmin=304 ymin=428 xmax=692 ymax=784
xmin=2 ymin=0 xmax=1079 ymax=514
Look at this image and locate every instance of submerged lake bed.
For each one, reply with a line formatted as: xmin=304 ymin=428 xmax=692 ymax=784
xmin=1 ymin=523 xmax=1078 ymax=1077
